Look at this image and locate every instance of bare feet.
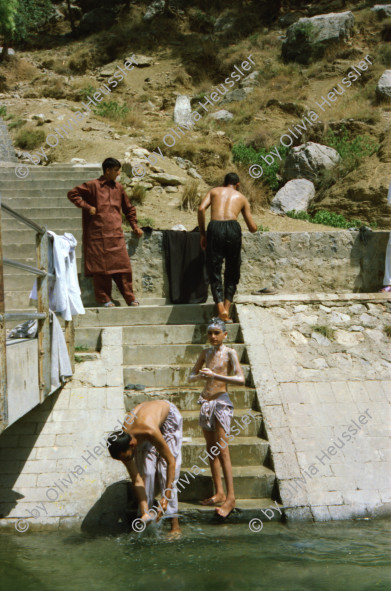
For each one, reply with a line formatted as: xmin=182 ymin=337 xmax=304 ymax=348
xmin=215 ymin=498 xmax=235 ymax=518
xmin=200 ymin=494 xmax=226 ymax=506
xmin=168 ymin=518 xmax=181 ymax=539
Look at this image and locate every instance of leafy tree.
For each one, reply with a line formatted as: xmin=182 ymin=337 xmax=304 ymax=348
xmin=0 ymin=0 xmax=18 ymax=61
xmin=13 ymin=0 xmax=54 ymax=43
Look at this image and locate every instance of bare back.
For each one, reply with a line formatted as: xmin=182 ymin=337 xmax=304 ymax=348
xmin=209 ymin=186 xmax=246 ymax=221
xmin=123 ymin=399 xmax=170 ymax=442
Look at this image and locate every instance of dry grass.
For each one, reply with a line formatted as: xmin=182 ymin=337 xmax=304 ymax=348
xmin=124 ymin=107 xmax=144 ymax=128
xmin=130 ymin=184 xmax=147 ymax=205
xmin=68 ymin=49 xmax=93 ymax=74
xmin=181 ymin=180 xmax=200 ymax=211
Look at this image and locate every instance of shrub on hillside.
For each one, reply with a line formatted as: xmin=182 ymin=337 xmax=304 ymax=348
xmin=15 ymin=126 xmax=45 ymax=150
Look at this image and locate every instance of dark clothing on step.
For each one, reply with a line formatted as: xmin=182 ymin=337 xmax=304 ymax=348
xmin=163 ymin=230 xmax=209 ymax=304
xmin=206 ymin=220 xmax=242 ymax=303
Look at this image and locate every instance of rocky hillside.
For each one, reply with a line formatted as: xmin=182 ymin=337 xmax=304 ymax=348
xmin=1 ymin=0 xmax=391 ymax=230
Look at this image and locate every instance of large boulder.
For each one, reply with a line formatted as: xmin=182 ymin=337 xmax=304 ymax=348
xmin=271 ymin=179 xmax=315 ymax=213
xmin=283 ymin=142 xmax=340 ymax=182
xmin=210 ymin=110 xmax=233 ymax=121
xmin=282 ymin=11 xmax=355 ymax=63
xmin=79 ymin=8 xmax=117 ymax=33
xmin=371 ymin=4 xmax=391 ymax=19
xmin=376 ymin=70 xmax=391 ymax=100
xmin=174 ymin=96 xmax=193 ymax=127
xmin=143 ymin=0 xmax=165 ymax=21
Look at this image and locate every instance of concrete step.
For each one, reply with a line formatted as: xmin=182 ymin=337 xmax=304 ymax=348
xmin=2 ymin=207 xmax=82 ymax=220
xmin=182 ymin=436 xmax=269 ymax=466
xmin=177 ymin=465 xmax=275 ymax=500
xmin=176 ymin=499 xmax=283 ymax=522
xmin=1 ymin=243 xmax=81 ymax=259
xmin=1 ymin=180 xmax=95 ymax=189
xmin=2 ymin=226 xmax=82 ymax=242
xmin=76 ymin=323 xmax=243 ymax=350
xmin=77 ymin=305 xmax=236 ymax=327
xmin=4 ymin=291 xmax=36 ymax=309
xmin=123 ymin=343 xmax=248 ymax=365
xmin=123 ymin=363 xmax=253 ymax=388
xmin=1 ymin=198 xmax=81 ymax=208
xmin=123 ymin=387 xmax=259 ymax=412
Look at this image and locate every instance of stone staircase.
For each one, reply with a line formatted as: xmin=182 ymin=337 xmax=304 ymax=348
xmin=0 ymin=163 xmax=101 ymax=310
xmin=75 ymin=302 xmax=281 ymax=523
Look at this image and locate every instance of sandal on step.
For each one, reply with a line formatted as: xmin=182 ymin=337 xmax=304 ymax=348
xmin=251 ymin=287 xmax=278 ymax=295
xmin=129 ymin=300 xmax=140 ymax=306
xmin=103 ymin=301 xmax=115 ymax=307
xmin=379 ymin=286 xmax=391 ymax=293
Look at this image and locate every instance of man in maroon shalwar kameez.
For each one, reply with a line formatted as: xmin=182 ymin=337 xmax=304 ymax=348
xmin=68 ymin=157 xmax=143 ymax=307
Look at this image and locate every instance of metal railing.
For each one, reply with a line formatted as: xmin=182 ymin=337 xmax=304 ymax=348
xmin=0 ymin=202 xmax=74 ymax=432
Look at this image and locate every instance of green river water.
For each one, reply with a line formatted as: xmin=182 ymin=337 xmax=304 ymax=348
xmin=1 ymin=519 xmax=390 ymax=591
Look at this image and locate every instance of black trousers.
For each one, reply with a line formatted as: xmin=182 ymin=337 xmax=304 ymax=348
xmin=206 ymin=220 xmax=242 ymax=304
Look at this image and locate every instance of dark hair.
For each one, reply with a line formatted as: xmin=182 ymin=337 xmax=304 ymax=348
xmin=107 ymin=430 xmax=131 ymax=459
xmin=224 ymin=172 xmax=240 ymax=186
xmin=102 ymin=157 xmax=121 ymax=173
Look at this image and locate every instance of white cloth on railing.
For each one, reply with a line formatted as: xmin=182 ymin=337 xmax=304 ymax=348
xmin=50 ymin=311 xmax=73 ymax=391
xmin=30 ymin=231 xmax=85 ymax=321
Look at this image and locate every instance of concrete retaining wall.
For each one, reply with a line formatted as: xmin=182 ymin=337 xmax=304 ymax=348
xmin=237 ymin=297 xmax=391 ymax=522
xmin=0 ymin=328 xmax=128 ymax=533
xmin=80 ymin=230 xmax=390 ymax=305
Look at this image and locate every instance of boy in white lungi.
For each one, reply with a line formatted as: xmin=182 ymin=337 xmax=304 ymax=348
xmin=108 ymin=399 xmax=182 ymax=535
xmin=380 ymin=182 xmax=391 ymax=293
xmin=189 ymin=318 xmax=245 ymax=518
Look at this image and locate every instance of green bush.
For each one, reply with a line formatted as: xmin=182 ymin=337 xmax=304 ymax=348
xmin=286 ymin=209 xmax=373 ymax=229
xmin=232 ymin=143 xmax=289 ymax=191
xmin=325 ymin=126 xmax=379 ymax=174
xmin=93 ymin=100 xmax=129 ymax=120
xmin=0 ymin=105 xmax=7 ymax=117
xmin=15 ymin=126 xmax=45 ymax=150
xmin=79 ymin=85 xmax=96 ymax=102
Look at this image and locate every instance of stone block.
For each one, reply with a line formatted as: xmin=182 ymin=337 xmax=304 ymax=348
xmin=310 ymin=505 xmax=331 ymax=521
xmin=87 ymin=388 xmax=106 ymax=409
xmin=309 ymin=490 xmax=343 ymax=505
xmin=52 ymin=391 xmax=70 ymax=410
xmin=35 ymin=447 xmax=76 ymax=460
xmin=285 ymin=506 xmax=313 ymax=521
xmin=273 ymin=451 xmax=302 ymax=478
xmin=105 ymin=388 xmax=125 ymax=410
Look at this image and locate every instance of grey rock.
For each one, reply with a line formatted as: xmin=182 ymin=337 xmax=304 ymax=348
xmin=335 ymin=330 xmax=364 ymax=346
xmin=282 ymin=11 xmax=355 ymax=63
xmin=221 ymin=88 xmax=253 ymax=105
xmin=210 ymin=109 xmax=233 ymax=121
xmin=149 ymin=173 xmax=186 ymax=186
xmin=214 ymin=15 xmax=237 ymax=34
xmin=187 ymin=167 xmax=202 ymax=179
xmin=371 ymin=4 xmax=391 ymax=18
xmin=271 ymin=179 xmax=315 ymax=213
xmin=241 ymin=71 xmax=260 ymax=88
xmin=350 ymin=325 xmax=364 ymax=332
xmin=376 ymin=70 xmax=391 ymax=99
xmin=174 ymin=95 xmax=193 ymax=127
xmin=143 ymin=0 xmax=165 ymax=21
xmin=132 ymin=54 xmax=154 ymax=68
xmin=283 ymin=142 xmax=340 ymax=182
xmin=311 ymin=332 xmax=331 ymax=346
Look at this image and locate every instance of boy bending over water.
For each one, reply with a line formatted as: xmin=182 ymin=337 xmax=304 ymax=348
xmin=108 ymin=399 xmax=182 ymax=536
xmin=188 ymin=318 xmax=245 ymax=518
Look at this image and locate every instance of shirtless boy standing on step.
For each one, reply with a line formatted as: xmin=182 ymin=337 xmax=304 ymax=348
xmin=198 ymin=172 xmax=257 ymax=323
xmin=188 ymin=317 xmax=245 ymax=518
